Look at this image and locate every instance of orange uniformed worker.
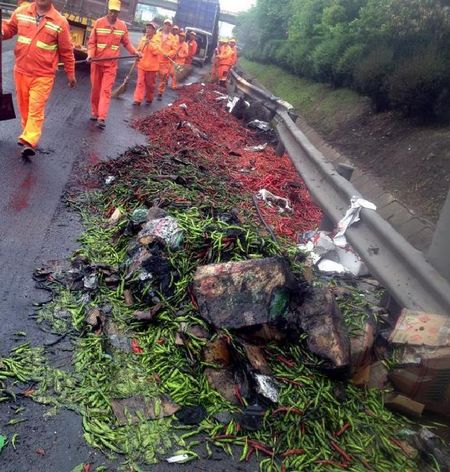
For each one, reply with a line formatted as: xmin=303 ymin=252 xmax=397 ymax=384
xmin=171 ymin=31 xmax=188 ymax=89
xmin=87 ymin=0 xmax=139 ymax=128
xmin=217 ymin=38 xmax=233 ymax=85
xmin=229 ymin=38 xmax=238 ymax=67
xmin=186 ymin=31 xmax=197 ymax=65
xmin=1 ymin=0 xmax=76 ymax=157
xmin=155 ymin=19 xmax=178 ymax=100
xmin=133 ymin=22 xmax=161 ymax=106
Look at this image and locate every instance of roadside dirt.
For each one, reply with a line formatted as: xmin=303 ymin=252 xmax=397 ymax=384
xmin=326 ymin=110 xmax=450 ymax=224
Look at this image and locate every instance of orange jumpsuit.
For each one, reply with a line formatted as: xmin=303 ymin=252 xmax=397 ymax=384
xmin=1 ymin=3 xmax=75 ymax=148
xmin=133 ymin=34 xmax=161 ymax=104
xmin=88 ymin=16 xmax=136 ymax=120
xmin=217 ymin=44 xmax=233 ymax=82
xmin=155 ymin=31 xmax=178 ymax=95
xmin=186 ymin=39 xmax=197 ymax=65
xmin=171 ymin=41 xmax=189 ymax=89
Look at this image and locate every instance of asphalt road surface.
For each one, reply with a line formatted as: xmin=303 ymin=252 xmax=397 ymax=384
xmin=0 ymin=35 xmax=251 ymax=471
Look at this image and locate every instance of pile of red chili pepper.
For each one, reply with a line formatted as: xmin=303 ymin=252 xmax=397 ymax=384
xmin=133 ymin=83 xmax=322 ymax=241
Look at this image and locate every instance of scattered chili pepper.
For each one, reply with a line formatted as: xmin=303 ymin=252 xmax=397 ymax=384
xmin=234 ymin=384 xmax=245 ymax=406
xmin=335 ymin=423 xmax=351 ymax=437
xmin=390 ymin=438 xmax=412 ymax=457
xmin=245 ymin=446 xmax=255 ymax=462
xmin=281 ymin=449 xmax=305 ymax=457
xmin=331 ymin=441 xmax=352 ymax=463
xmin=187 ymin=285 xmax=199 ymax=310
xmin=248 ymin=440 xmax=274 ymax=457
xmin=131 ymin=339 xmax=144 ymax=354
xmin=276 ymin=355 xmax=296 ymax=368
xmin=212 ymin=434 xmax=237 ymax=440
xmin=272 ymin=406 xmax=303 ymax=416
xmin=274 ymin=376 xmax=304 ymax=387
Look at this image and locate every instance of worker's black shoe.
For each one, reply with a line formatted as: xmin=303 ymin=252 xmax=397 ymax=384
xmin=157 ymin=94 xmax=162 ymax=101
xmin=96 ymin=119 xmax=106 ymax=129
xmin=132 ymin=101 xmax=141 ymax=106
xmin=21 ymin=146 xmax=35 ymax=158
xmin=146 ymin=100 xmax=153 ymax=105
xmin=89 ymin=115 xmax=97 ymax=121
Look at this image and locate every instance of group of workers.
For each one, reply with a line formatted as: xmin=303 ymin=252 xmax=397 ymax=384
xmin=1 ymin=0 xmax=235 ymax=158
xmin=132 ymin=18 xmax=197 ymax=107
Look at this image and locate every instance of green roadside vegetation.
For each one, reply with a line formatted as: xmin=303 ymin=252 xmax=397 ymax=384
xmin=235 ymin=0 xmax=450 ymax=121
xmin=239 ymin=58 xmax=368 ymax=135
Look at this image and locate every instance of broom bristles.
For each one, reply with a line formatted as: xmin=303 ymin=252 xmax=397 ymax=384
xmin=112 ymin=80 xmax=128 ymax=98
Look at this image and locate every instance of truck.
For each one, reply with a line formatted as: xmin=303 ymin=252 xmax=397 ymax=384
xmin=1 ymin=0 xmax=139 ymax=57
xmin=51 ymin=0 xmax=139 ymax=57
xmin=174 ymin=0 xmax=220 ymax=66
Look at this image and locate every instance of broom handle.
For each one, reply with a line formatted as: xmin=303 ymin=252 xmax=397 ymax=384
xmin=125 ymin=59 xmax=137 ymax=80
xmin=58 ymin=55 xmax=138 ymax=67
xmin=81 ymin=54 xmax=138 ymax=64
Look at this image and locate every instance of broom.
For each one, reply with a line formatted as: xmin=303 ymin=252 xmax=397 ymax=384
xmin=112 ymin=59 xmax=137 ymax=98
xmin=168 ymin=57 xmax=184 ymax=74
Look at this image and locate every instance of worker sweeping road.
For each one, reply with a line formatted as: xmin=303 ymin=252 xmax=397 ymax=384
xmin=132 ymin=22 xmax=160 ymax=106
xmin=87 ymin=0 xmax=139 ymax=129
xmin=154 ymin=19 xmax=177 ymax=101
xmin=216 ymin=38 xmax=233 ymax=86
xmin=186 ymin=31 xmax=197 ymax=65
xmin=1 ymin=0 xmax=76 ymax=157
xmin=171 ymin=30 xmax=188 ymax=90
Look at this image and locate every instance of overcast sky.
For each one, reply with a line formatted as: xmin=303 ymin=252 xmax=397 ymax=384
xmin=220 ymin=0 xmax=255 ymax=13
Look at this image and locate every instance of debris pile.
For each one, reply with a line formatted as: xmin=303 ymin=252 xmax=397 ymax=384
xmin=0 ymin=83 xmax=448 ymax=471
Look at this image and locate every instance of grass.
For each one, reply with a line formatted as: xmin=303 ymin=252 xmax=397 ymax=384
xmin=239 ymin=59 xmax=369 ymax=134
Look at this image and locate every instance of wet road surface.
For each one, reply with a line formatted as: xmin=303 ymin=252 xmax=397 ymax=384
xmin=0 ymin=35 xmax=247 ymax=471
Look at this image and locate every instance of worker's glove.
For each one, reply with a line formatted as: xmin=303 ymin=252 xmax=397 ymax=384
xmin=68 ymin=77 xmax=77 ymax=88
xmin=136 ymin=51 xmax=143 ymax=58
xmin=86 ymin=55 xmax=93 ymax=63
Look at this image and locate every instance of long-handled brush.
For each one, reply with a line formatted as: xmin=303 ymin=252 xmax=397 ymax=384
xmin=112 ymin=59 xmax=137 ymax=98
xmin=167 ymin=57 xmax=184 ymax=74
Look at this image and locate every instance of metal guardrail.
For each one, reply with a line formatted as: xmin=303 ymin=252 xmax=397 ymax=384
xmin=0 ymin=1 xmax=15 ymax=10
xmin=229 ymin=68 xmax=450 ymax=316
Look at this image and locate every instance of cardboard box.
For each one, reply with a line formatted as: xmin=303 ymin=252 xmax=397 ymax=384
xmin=389 ymin=309 xmax=449 ymax=347
xmin=388 ymin=309 xmax=450 ymax=416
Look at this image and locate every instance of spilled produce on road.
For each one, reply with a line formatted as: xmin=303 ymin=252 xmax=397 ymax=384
xmin=0 ymin=83 xmax=445 ymax=472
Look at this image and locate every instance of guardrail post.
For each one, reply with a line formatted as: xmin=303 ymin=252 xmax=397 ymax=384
xmin=427 ymin=187 xmax=450 ymax=282
xmin=319 ymin=163 xmax=354 ymax=231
